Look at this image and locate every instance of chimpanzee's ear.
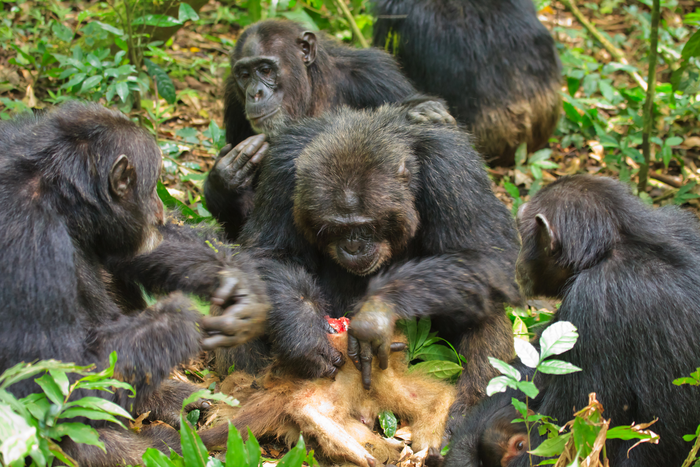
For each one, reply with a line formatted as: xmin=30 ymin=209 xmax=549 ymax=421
xmin=535 ymin=213 xmax=559 ymax=255
xmin=109 ymin=155 xmax=137 ymax=198
xmin=299 ymin=32 xmax=317 ymax=65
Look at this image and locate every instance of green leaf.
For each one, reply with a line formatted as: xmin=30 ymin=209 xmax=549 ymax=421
xmin=225 ymin=423 xmax=247 ymax=467
xmin=673 ymin=377 xmax=700 ymax=386
xmin=35 ymin=374 xmax=65 ymax=405
xmin=94 ymin=21 xmax=124 ymax=36
xmin=513 ymin=339 xmax=539 ymax=368
xmin=515 ymin=380 xmax=539 ymax=399
xmin=414 ymin=344 xmax=459 ymax=363
xmin=58 ymin=408 xmax=122 ymax=426
xmin=598 ymin=80 xmax=615 ymax=101
xmin=529 ymin=432 xmax=570 ymax=457
xmin=245 ymin=427 xmax=262 ymax=467
xmin=278 ymin=434 xmax=307 ymax=467
xmin=132 ymin=14 xmax=182 ymax=27
xmin=409 ymin=361 xmax=463 ymax=380
xmin=80 ymin=75 xmax=103 ymax=93
xmin=62 ymin=73 xmax=87 ymax=89
xmin=144 ymin=59 xmax=177 ymax=104
xmin=511 ymin=398 xmax=528 ymax=418
xmin=415 ymin=316 xmax=431 ymax=350
xmin=529 ymin=149 xmax=552 ymax=164
xmin=379 ymin=410 xmax=397 ymax=438
xmin=179 ymin=418 xmax=208 ymax=467
xmin=65 ymin=397 xmax=132 ymax=419
xmin=562 ymin=101 xmax=581 ymax=124
xmin=606 ymin=425 xmax=658 ymax=441
xmin=52 ymin=22 xmax=74 ymax=42
xmin=116 ymin=81 xmax=130 ymax=103
xmin=486 ymin=375 xmax=519 ymax=396
xmin=539 ymin=321 xmax=578 ymax=361
xmin=49 ymin=423 xmax=104 ymax=450
xmin=181 ymin=389 xmax=238 ymax=411
xmin=537 ymin=359 xmax=582 ymax=375
xmin=143 ymin=447 xmax=179 ymax=467
xmin=187 ymin=409 xmax=201 ymax=426
xmin=681 ymin=30 xmax=700 ymax=61
xmin=0 ymin=403 xmax=40 ymax=465
xmin=488 ymin=357 xmax=521 ymax=380
xmin=178 ymin=3 xmax=200 ymax=22
xmin=515 ymin=142 xmax=528 ymax=167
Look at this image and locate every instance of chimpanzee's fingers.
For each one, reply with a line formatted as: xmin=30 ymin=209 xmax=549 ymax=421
xmin=376 ymin=339 xmax=390 ymax=370
xmin=201 ymin=333 xmax=247 ymax=350
xmin=250 ymin=142 xmax=269 ymax=165
xmin=348 ymin=334 xmax=362 ymax=371
xmin=231 ymin=135 xmax=266 ymax=173
xmin=360 ymin=340 xmax=373 ymax=390
xmin=211 ymin=275 xmax=240 ymax=306
xmin=217 ymin=143 xmax=233 ymax=160
xmin=407 ymin=110 xmax=429 ymax=123
xmin=390 ymin=342 xmax=407 ymax=352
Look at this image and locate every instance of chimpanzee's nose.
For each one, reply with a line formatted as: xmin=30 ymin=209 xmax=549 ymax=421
xmin=340 ymin=238 xmax=363 ymax=255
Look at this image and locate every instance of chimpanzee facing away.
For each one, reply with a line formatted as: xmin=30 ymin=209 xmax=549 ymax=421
xmin=0 ymin=102 xmax=269 ymax=466
xmin=215 ymin=103 xmax=522 ymax=424
xmin=444 ymin=175 xmax=700 ymax=466
xmin=373 ymin=0 xmax=562 ymax=166
xmin=204 ymin=19 xmax=454 ymax=240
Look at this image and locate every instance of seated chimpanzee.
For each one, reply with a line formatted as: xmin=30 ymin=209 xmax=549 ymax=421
xmin=0 ymin=102 xmax=269 ymax=466
xmin=203 ymin=18 xmax=454 ymax=239
xmin=213 ymin=102 xmax=523 ymax=429
xmin=444 ymin=175 xmax=700 ymax=466
xmin=373 ymin=0 xmax=562 ymax=166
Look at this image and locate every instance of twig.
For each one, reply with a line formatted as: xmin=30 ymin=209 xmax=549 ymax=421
xmin=332 ymin=0 xmax=369 ymax=48
xmin=650 ymin=171 xmax=682 ymax=188
xmin=558 ymin=0 xmax=648 ymax=91
xmin=681 ymin=434 xmax=700 ymax=467
xmin=638 ymin=0 xmax=660 ymax=192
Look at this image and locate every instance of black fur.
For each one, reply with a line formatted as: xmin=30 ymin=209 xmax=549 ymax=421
xmin=373 ymin=0 xmax=562 ymax=165
xmin=0 ymin=102 xmax=260 ymax=466
xmin=444 ymin=175 xmax=700 ymax=466
xmin=224 ymin=104 xmax=521 ymax=417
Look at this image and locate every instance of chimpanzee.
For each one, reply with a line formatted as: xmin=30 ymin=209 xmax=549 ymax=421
xmin=203 ymin=19 xmax=455 ymax=240
xmin=215 ymin=102 xmax=522 ymax=421
xmin=444 ymin=175 xmax=700 ymax=466
xmin=0 ymin=102 xmax=268 ymax=466
xmin=373 ymin=0 xmax=562 ymax=166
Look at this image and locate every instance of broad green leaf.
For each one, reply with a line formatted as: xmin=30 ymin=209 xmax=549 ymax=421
xmin=488 ymin=357 xmax=521 ymax=380
xmin=21 ymin=393 xmax=50 ymax=421
xmin=144 ymin=59 xmax=177 ymax=104
xmin=35 ymin=374 xmax=65 ymax=405
xmin=182 ymin=389 xmax=238 ymax=410
xmin=529 ymin=149 xmax=552 ymax=163
xmin=132 ymin=14 xmax=182 ymax=27
xmin=278 ymin=434 xmax=306 ymax=467
xmin=515 ymin=142 xmax=528 ymax=167
xmin=511 ymin=397 xmax=528 ymax=418
xmin=59 ymin=408 xmax=122 ymax=426
xmin=598 ymin=80 xmax=615 ymax=101
xmin=49 ymin=370 xmax=70 ymax=396
xmin=539 ymin=321 xmax=578 ymax=361
xmin=80 ymin=75 xmax=103 ymax=93
xmin=187 ymin=409 xmax=200 ymax=426
xmin=379 ymin=410 xmax=397 ymax=438
xmin=49 ymin=423 xmax=104 ymax=450
xmin=62 ymin=73 xmax=87 ymax=89
xmin=529 ymin=431 xmax=570 ymax=457
xmin=179 ymin=418 xmax=207 ymax=467
xmin=514 ymin=339 xmax=539 ymax=368
xmin=681 ymin=30 xmax=700 ymax=61
xmin=178 ymin=3 xmax=200 ymax=22
xmin=537 ymin=359 xmax=582 ymax=375
xmin=94 ymin=21 xmax=124 ymax=36
xmin=606 ymin=425 xmax=659 ymax=441
xmin=52 ymin=22 xmax=74 ymax=42
xmin=562 ymin=101 xmax=581 ymax=124
xmin=486 ymin=375 xmax=519 ymax=396
xmin=415 ymin=316 xmax=431 ymax=350
xmin=116 ymin=82 xmax=130 ymax=103
xmin=225 ymin=423 xmax=247 ymax=467
xmin=673 ymin=376 xmax=699 ymax=386
xmin=414 ymin=344 xmax=459 ymax=363
xmin=75 ymin=379 xmax=134 ymax=393
xmin=64 ymin=397 xmax=132 ymax=419
xmin=245 ymin=427 xmax=261 ymax=467
xmin=143 ymin=447 xmax=179 ymax=467
xmin=516 ymin=380 xmax=539 ymax=399
xmin=0 ymin=403 xmax=39 ymax=465
xmin=665 ymin=136 xmax=684 ymax=146
xmin=280 ymin=8 xmax=319 ymax=30
xmin=206 ymin=458 xmax=224 ymax=467
xmin=409 ymin=361 xmax=462 ymax=380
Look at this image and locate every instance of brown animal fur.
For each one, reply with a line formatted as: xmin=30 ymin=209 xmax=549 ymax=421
xmin=216 ymin=332 xmax=456 ymax=467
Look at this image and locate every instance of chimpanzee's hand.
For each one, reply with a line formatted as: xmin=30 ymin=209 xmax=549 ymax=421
xmin=209 ymin=135 xmax=269 ymax=192
xmin=348 ymin=298 xmax=399 ymax=390
xmin=407 ymin=100 xmax=457 ymax=125
xmin=200 ymin=268 xmax=269 ymax=350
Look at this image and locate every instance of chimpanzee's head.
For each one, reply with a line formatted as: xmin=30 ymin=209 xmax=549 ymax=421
xmin=228 ymin=20 xmax=324 ymax=137
xmin=292 ymin=110 xmax=419 ymax=276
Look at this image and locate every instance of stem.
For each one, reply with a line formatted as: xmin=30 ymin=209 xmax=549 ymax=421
xmin=682 ymin=434 xmax=700 ymax=467
xmin=559 ymin=0 xmax=647 ymax=91
xmin=332 ymin=0 xmax=369 ymax=48
xmin=638 ymin=0 xmax=660 ymax=192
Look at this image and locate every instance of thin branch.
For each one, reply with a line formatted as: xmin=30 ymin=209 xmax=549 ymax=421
xmin=332 ymin=0 xmax=369 ymax=48
xmin=558 ymin=0 xmax=648 ymax=91
xmin=638 ymin=0 xmax=660 ymax=192
xmin=682 ymin=434 xmax=700 ymax=467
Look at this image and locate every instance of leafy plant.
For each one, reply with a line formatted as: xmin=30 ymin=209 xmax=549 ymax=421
xmin=674 ymin=368 xmax=700 ymax=467
xmin=397 ymin=317 xmax=465 ymax=380
xmin=0 ymin=352 xmax=135 ymax=467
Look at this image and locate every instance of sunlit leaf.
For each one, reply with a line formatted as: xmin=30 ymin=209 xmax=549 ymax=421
xmin=539 ymin=321 xmax=578 ymax=361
